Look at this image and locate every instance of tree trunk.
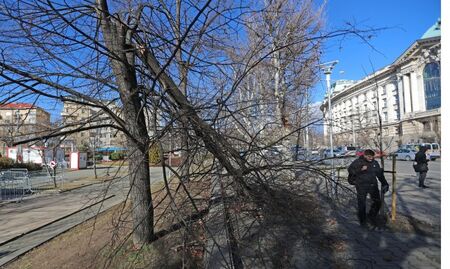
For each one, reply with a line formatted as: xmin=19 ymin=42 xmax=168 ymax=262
xmin=96 ymin=0 xmax=154 ymax=246
xmin=126 ymin=134 xmax=153 ymax=246
xmin=176 ymin=1 xmax=190 ymax=181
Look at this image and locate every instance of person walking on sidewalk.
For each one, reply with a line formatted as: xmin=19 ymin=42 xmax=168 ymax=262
xmin=348 ymin=149 xmax=389 ymax=227
xmin=414 ymin=146 xmax=429 ymax=188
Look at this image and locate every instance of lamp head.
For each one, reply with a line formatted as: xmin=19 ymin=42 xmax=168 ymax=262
xmin=319 ymin=60 xmax=339 ymax=74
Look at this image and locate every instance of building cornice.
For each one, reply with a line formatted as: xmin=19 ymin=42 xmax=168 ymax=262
xmin=393 ymin=36 xmax=440 ymax=66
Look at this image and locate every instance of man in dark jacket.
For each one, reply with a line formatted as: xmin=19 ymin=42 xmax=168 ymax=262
xmin=415 ymin=146 xmax=429 ymax=188
xmin=348 ymin=149 xmax=389 ymax=227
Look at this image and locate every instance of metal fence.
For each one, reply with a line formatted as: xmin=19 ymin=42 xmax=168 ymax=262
xmin=0 ymin=168 xmax=32 ymax=201
xmin=0 ymin=167 xmax=63 ymax=201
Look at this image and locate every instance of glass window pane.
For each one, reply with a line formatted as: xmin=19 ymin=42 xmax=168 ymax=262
xmin=423 ymin=62 xmax=441 ymax=110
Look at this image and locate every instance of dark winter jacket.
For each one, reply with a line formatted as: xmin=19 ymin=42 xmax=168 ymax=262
xmin=415 ymin=148 xmax=428 ymax=165
xmin=348 ymin=156 xmax=388 ymax=187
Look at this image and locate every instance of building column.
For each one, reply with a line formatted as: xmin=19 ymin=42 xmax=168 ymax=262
xmin=396 ymin=74 xmax=405 ymax=119
xmin=410 ymin=71 xmax=420 ymax=112
xmin=415 ymin=71 xmax=426 ymax=111
xmin=403 ymin=74 xmax=412 ymax=113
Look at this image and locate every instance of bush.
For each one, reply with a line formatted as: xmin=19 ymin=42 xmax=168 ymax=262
xmin=0 ymin=157 xmax=14 ymax=168
xmin=0 ymin=157 xmax=42 ymax=171
xmin=13 ymin=162 xmax=43 ymax=171
xmin=110 ymin=152 xmax=125 ymax=160
xmin=149 ymin=145 xmax=161 ymax=164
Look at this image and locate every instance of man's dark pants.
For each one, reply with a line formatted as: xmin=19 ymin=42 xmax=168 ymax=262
xmin=418 ymin=172 xmax=427 ymax=187
xmin=356 ymin=183 xmax=381 ymax=225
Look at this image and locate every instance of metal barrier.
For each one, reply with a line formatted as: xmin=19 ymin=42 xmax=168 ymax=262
xmin=0 ymin=169 xmax=32 ymax=201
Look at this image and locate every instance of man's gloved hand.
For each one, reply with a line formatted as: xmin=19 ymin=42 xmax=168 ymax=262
xmin=381 ymin=184 xmax=389 ymax=193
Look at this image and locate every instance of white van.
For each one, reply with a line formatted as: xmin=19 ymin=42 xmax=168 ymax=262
xmin=402 ymin=143 xmax=440 ymax=160
xmin=421 ymin=143 xmax=440 ymax=160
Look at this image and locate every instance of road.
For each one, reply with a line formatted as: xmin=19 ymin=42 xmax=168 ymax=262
xmin=26 ymin=165 xmax=166 ymax=189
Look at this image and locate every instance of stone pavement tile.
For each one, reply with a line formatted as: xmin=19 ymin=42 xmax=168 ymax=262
xmin=401 ymin=260 xmax=424 ymax=269
xmin=423 ymin=252 xmax=441 ymax=263
xmin=373 ymin=262 xmax=402 ymax=269
xmin=402 ymin=252 xmax=440 ymax=269
xmin=389 ymin=243 xmax=409 ymax=253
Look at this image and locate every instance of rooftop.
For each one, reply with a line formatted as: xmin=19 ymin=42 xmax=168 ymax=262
xmin=0 ymin=103 xmax=36 ymax=109
xmin=421 ymin=19 xmax=441 ymax=39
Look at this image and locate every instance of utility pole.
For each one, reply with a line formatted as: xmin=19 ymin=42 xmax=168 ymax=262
xmin=320 ymin=60 xmax=338 ymax=185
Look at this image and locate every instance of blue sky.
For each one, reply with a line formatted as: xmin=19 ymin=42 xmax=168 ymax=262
xmin=311 ymin=0 xmax=441 ymax=103
xmin=11 ymin=0 xmax=440 ymax=120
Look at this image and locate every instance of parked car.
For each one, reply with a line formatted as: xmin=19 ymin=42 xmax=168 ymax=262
xmin=336 ymin=146 xmax=359 ymax=156
xmin=391 ymin=149 xmax=416 ymax=161
xmin=356 ymin=149 xmax=388 ymax=158
xmin=323 ymin=148 xmax=345 ymax=158
xmin=263 ymin=146 xmax=285 ymax=162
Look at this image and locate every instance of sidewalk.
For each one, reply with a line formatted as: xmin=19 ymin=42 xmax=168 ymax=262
xmin=384 ymin=172 xmax=441 ymax=227
xmin=332 ymin=212 xmax=440 ymax=269
xmin=330 ymin=169 xmax=441 ymax=268
xmin=0 ymin=178 xmax=128 ymax=267
xmin=0 ymin=178 xmax=128 ymax=245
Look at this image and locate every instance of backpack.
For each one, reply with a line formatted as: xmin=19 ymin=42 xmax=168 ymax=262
xmin=347 ymin=172 xmax=356 ymax=185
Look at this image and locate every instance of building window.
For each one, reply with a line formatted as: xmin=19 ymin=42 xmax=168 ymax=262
xmin=383 ymin=112 xmax=388 ymax=122
xmin=423 ymin=121 xmax=431 ymax=132
xmin=423 ymin=62 xmax=441 ymax=110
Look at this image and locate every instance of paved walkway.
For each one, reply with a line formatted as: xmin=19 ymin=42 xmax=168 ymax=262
xmin=329 ymin=163 xmax=441 ymax=268
xmin=330 ymin=208 xmax=440 ymax=269
xmin=384 ymin=171 xmax=441 ymax=227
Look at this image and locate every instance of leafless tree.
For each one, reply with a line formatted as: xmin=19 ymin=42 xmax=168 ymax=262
xmin=0 ymin=0 xmax=381 ymax=265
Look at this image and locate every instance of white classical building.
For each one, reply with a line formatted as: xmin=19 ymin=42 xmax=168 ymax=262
xmin=321 ymin=20 xmax=441 ymax=149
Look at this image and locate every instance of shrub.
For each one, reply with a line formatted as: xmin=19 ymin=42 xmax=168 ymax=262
xmin=0 ymin=157 xmax=14 ymax=168
xmin=0 ymin=157 xmax=42 ymax=171
xmin=13 ymin=162 xmax=43 ymax=171
xmin=149 ymin=145 xmax=161 ymax=164
xmin=110 ymin=152 xmax=125 ymax=160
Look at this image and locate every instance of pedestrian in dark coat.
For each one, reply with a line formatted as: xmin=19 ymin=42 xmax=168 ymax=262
xmin=348 ymin=149 xmax=389 ymax=227
xmin=415 ymin=146 xmax=429 ymax=188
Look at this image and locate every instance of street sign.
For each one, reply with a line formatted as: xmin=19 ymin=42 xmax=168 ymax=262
xmin=50 ymin=160 xmax=57 ymax=169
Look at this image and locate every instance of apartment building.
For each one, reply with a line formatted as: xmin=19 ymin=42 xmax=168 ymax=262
xmin=321 ymin=19 xmax=441 ymax=149
xmin=0 ymin=103 xmax=51 ymax=155
xmin=60 ymin=99 xmax=126 ymax=151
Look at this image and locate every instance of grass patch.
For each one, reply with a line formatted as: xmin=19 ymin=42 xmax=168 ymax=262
xmin=4 ymin=177 xmax=210 ymax=269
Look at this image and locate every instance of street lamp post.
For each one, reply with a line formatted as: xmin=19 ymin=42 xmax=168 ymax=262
xmin=320 ymin=60 xmax=338 ymax=183
xmin=351 ymin=113 xmax=356 ymax=146
xmin=15 ymin=109 xmax=23 ymax=163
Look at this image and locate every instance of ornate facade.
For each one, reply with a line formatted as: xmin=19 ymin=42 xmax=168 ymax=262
xmin=321 ymin=20 xmax=441 ymax=149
